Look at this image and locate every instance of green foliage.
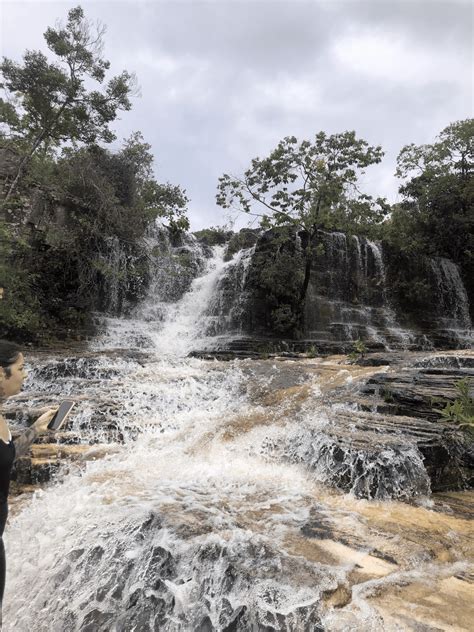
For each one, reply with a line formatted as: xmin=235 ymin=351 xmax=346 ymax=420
xmin=384 ymin=118 xmax=473 ymax=309
xmin=0 ymin=221 xmax=42 ymax=337
xmin=348 ymin=338 xmax=368 ymax=363
xmin=436 ymin=378 xmax=474 ymax=432
xmin=382 ymin=388 xmax=394 ymax=403
xmin=0 ymin=4 xmax=184 ymax=341
xmin=193 ymin=226 xmax=232 ymax=247
xmin=52 ymin=136 xmax=188 ymax=239
xmin=380 ymin=242 xmax=439 ymax=323
xmin=246 ymin=227 xmax=305 ymax=337
xmin=173 ymin=251 xmax=194 ymax=270
xmin=0 ymin=135 xmax=189 ymax=341
xmin=1 ymin=6 xmax=134 ymax=146
xmin=217 ymin=131 xmax=388 ymax=313
xmin=120 ymin=132 xmax=189 ymax=232
xmin=314 ymin=242 xmax=326 ymax=257
xmin=217 ymin=131 xmax=386 ymax=236
xmin=306 ymin=344 xmax=318 ymax=358
xmin=0 ymin=5 xmax=136 ymax=200
xmin=396 ymin=120 xmax=473 ymax=182
xmin=224 ymin=228 xmax=259 ymax=261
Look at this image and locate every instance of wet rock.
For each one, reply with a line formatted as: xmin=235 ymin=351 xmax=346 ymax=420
xmin=321 ymin=584 xmax=352 ymax=609
xmin=80 ymin=608 xmax=114 ymax=631
xmin=197 ymin=615 xmax=214 ymax=631
xmin=345 ymin=351 xmax=474 ymax=492
xmin=34 ymin=356 xmax=121 ymax=381
xmin=197 ymin=229 xmax=473 ymax=353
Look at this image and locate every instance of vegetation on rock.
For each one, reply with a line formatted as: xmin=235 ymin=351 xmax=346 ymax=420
xmin=224 ymin=228 xmax=259 ymax=261
xmin=436 ymin=378 xmax=474 ymax=433
xmin=216 ymin=131 xmax=389 ymax=331
xmin=1 ymin=3 xmax=472 ymax=348
xmin=218 ymin=120 xmax=473 ymax=339
xmin=383 ymin=119 xmax=473 ymax=316
xmin=0 ymin=6 xmax=188 ymax=342
xmin=193 ymin=227 xmax=233 ymax=247
xmin=348 ymin=339 xmax=368 ymax=363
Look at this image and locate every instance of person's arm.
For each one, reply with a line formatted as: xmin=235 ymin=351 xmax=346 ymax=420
xmin=13 ymin=425 xmax=40 ymax=458
xmin=13 ymin=408 xmax=57 ymax=459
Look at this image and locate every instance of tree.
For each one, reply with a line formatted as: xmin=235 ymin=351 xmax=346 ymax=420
xmin=0 ymin=5 xmax=136 ymax=202
xmin=216 ymin=131 xmax=386 ymax=307
xmin=53 ymin=135 xmax=189 ymax=257
xmin=120 ymin=132 xmax=190 ymax=232
xmin=391 ymin=119 xmax=473 ymax=310
xmin=396 ymin=119 xmax=473 ymax=183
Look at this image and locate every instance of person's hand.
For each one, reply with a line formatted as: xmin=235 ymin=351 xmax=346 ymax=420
xmin=33 ymin=408 xmax=58 ymax=434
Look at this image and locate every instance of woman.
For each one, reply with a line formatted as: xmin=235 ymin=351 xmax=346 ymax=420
xmin=0 ymin=340 xmax=57 ymax=620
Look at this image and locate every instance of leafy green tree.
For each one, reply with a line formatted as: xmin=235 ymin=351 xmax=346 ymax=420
xmin=0 ymin=133 xmax=189 ymax=340
xmin=0 ymin=5 xmax=135 ymax=202
xmin=216 ymin=131 xmax=387 ymax=307
xmin=396 ymin=119 xmax=473 ymax=183
xmin=389 ymin=119 xmax=473 ymax=310
xmin=55 ymin=136 xmax=189 ymax=240
xmin=120 ymin=132 xmax=189 ymax=232
xmin=0 ymin=221 xmax=42 ymax=337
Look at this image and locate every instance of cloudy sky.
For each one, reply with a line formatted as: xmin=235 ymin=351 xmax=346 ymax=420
xmin=1 ymin=0 xmax=472 ymax=230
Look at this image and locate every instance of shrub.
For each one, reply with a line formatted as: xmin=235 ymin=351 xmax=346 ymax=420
xmin=437 ymin=378 xmax=474 ymax=432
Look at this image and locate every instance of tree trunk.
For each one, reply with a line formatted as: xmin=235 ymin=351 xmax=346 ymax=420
xmin=297 ymin=227 xmax=320 ymax=335
xmin=300 ymin=248 xmax=313 ymax=304
xmin=3 ymin=101 xmax=70 ymax=204
xmin=2 ymin=133 xmax=45 ymax=204
xmin=299 ymin=228 xmax=318 ymax=304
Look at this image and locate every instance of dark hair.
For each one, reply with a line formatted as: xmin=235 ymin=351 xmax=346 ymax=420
xmin=0 ymin=340 xmax=22 ymax=378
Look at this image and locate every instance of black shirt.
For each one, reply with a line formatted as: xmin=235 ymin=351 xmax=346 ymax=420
xmin=0 ymin=440 xmax=15 ymax=535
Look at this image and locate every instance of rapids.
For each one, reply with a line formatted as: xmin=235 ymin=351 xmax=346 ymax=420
xmin=4 ymin=247 xmax=473 ymax=631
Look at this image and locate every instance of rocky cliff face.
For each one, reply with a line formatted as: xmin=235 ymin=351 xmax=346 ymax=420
xmin=304 ymin=231 xmax=472 ymax=352
xmin=210 ymin=229 xmax=472 ymax=353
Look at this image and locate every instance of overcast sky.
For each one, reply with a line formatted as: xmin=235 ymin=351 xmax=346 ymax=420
xmin=1 ymin=0 xmax=472 ymax=230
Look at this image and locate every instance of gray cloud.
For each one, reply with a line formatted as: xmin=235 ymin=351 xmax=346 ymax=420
xmin=2 ymin=0 xmax=472 ymax=229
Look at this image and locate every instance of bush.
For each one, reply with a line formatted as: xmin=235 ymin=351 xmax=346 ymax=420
xmin=193 ymin=227 xmax=232 ymax=247
xmin=437 ymin=378 xmax=474 ymax=432
xmin=224 ymin=228 xmax=259 ymax=261
xmin=348 ymin=338 xmax=368 ymax=363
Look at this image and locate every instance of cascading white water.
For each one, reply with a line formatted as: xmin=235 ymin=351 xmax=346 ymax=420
xmin=203 ymin=246 xmax=256 ymax=339
xmin=430 ymin=257 xmax=472 ymax=329
xmin=365 ymin=240 xmax=415 ymax=349
xmin=310 ymin=233 xmax=418 ymax=350
xmin=4 ymin=245 xmax=473 ymax=631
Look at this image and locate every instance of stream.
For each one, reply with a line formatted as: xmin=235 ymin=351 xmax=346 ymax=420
xmin=4 ymin=247 xmax=473 ymax=631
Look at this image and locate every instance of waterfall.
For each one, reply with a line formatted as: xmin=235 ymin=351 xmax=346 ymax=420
xmin=92 ymin=246 xmax=227 ymax=357
xmin=366 ymin=239 xmax=415 ymax=349
xmin=4 ymin=235 xmax=472 ymax=631
xmin=430 ymin=257 xmax=471 ymax=329
xmin=204 ymin=246 xmax=256 ymax=338
xmin=304 ymin=232 xmax=417 ymax=350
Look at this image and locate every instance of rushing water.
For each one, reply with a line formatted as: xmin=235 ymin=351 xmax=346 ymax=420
xmin=4 ymin=247 xmax=473 ymax=631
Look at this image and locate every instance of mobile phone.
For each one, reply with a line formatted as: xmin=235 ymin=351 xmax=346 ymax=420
xmin=48 ymin=400 xmax=76 ymax=431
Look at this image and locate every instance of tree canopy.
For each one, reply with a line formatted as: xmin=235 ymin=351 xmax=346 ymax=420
xmin=0 ymin=5 xmax=136 ymax=200
xmin=396 ymin=119 xmax=473 ymax=182
xmin=217 ymin=131 xmax=388 ymax=311
xmin=0 ymin=5 xmax=190 ymax=341
xmin=120 ymin=132 xmax=189 ymax=232
xmin=388 ymin=119 xmax=473 ymax=258
xmin=216 ymin=131 xmax=387 ymax=236
xmin=383 ymin=118 xmax=473 ymax=317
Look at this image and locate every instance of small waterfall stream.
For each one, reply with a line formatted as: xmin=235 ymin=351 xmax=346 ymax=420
xmin=4 ymin=243 xmax=473 ymax=631
xmin=302 ymin=232 xmax=472 ymax=351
